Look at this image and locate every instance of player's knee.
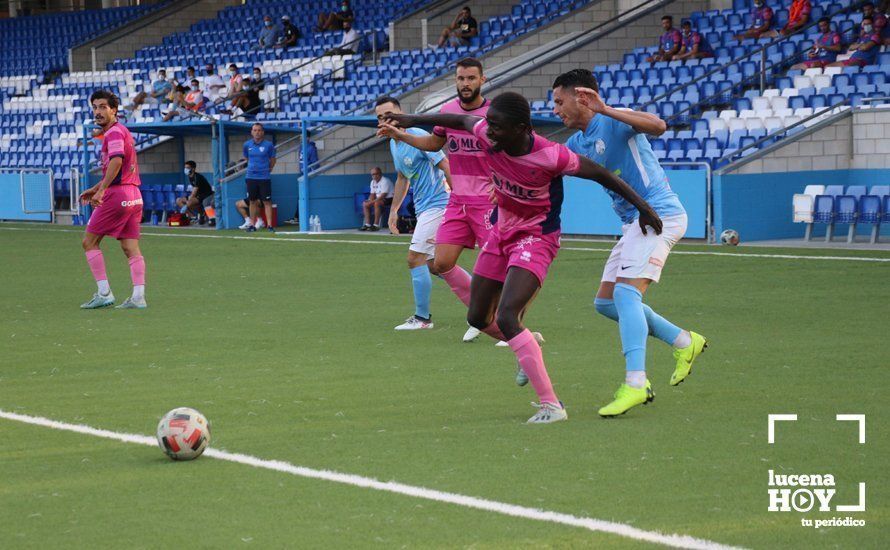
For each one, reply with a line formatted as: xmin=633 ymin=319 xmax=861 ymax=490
xmin=495 ymin=308 xmax=521 ymax=334
xmin=594 ymin=298 xmax=619 ymax=321
xmin=432 ymin=257 xmax=454 ymax=274
xmin=466 ymin=309 xmax=490 ymax=330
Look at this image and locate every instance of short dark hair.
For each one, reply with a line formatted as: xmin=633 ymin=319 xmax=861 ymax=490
xmin=490 ymin=91 xmax=531 ymax=130
xmin=455 ymin=57 xmax=483 ymax=74
xmin=681 ymin=19 xmax=692 ymax=27
xmin=662 ymin=15 xmax=673 ymax=22
xmin=552 ymin=69 xmax=599 ymax=93
xmin=862 ymin=15 xmax=873 ymax=23
xmin=375 ymin=95 xmax=401 ymax=108
xmin=252 ymin=122 xmax=264 ymax=130
xmin=90 ymin=89 xmax=120 ymax=109
xmin=818 ymin=16 xmax=830 ymax=24
xmin=462 ymin=6 xmax=471 ymax=14
xmin=185 ymin=160 xmax=197 ymax=169
xmin=252 ymin=67 xmax=261 ymax=73
xmin=191 ymin=79 xmax=200 ymax=86
xmin=229 ymin=63 xmax=238 ymax=70
xmin=186 ymin=66 xmax=195 ymax=72
xmin=862 ymin=2 xmax=874 ymax=8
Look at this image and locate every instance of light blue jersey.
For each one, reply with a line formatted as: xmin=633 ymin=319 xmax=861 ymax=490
xmin=390 ymin=128 xmax=449 ymax=214
xmin=566 ymin=114 xmax=685 ymax=224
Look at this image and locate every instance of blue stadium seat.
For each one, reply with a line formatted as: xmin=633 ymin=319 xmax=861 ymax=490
xmin=813 ymin=195 xmax=835 ymax=240
xmin=823 ymin=185 xmax=845 ymax=197
xmin=857 ymin=195 xmax=882 ymax=243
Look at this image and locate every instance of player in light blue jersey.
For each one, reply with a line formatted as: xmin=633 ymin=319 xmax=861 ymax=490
xmin=552 ymin=69 xmax=708 ymax=417
xmin=375 ymin=96 xmax=452 ymax=331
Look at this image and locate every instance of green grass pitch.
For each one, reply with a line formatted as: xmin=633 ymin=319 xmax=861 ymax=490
xmin=0 ymin=224 xmax=887 ymax=548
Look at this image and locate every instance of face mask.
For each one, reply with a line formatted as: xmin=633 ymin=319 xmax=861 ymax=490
xmin=206 ymin=69 xmax=213 ymax=75
xmin=265 ymin=21 xmax=272 ymax=27
xmin=862 ymin=24 xmax=873 ymax=33
xmin=253 ymin=73 xmax=261 ymax=78
xmin=158 ymin=74 xmax=166 ymax=80
xmin=184 ymin=168 xmax=193 ymax=175
xmin=230 ymin=69 xmax=237 ymax=75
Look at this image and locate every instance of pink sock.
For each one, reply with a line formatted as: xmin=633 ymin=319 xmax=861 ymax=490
xmin=508 ymin=329 xmax=559 ymax=405
xmin=85 ymin=249 xmax=107 ymax=282
xmin=440 ymin=266 xmax=471 ymax=306
xmin=128 ymin=255 xmax=145 ymax=285
xmin=482 ymin=321 xmax=505 ymax=341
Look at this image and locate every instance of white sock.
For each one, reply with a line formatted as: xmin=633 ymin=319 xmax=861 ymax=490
xmin=244 ymin=216 xmax=250 ymax=223
xmin=625 ymin=370 xmax=647 ymax=389
xmin=97 ymin=280 xmax=111 ymax=296
xmin=673 ymin=330 xmax=692 ymax=349
xmin=132 ymin=285 xmax=145 ymax=302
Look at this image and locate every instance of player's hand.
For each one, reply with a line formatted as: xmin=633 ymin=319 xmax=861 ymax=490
xmin=488 ymin=187 xmax=498 ymax=205
xmin=382 ymin=113 xmax=414 ymax=128
xmin=90 ymin=188 xmax=105 ymax=208
xmin=637 ymin=206 xmax=662 ymax=236
xmin=574 ymin=87 xmax=607 ymax=114
xmin=388 ymin=211 xmax=400 ymax=235
xmin=79 ymin=186 xmax=97 ymax=205
xmin=376 ymin=122 xmax=407 ymax=141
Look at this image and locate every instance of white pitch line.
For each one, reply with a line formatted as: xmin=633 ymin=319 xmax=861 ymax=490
xmin=0 ymin=409 xmax=743 ymax=550
xmin=2 ymin=225 xmax=889 ymax=262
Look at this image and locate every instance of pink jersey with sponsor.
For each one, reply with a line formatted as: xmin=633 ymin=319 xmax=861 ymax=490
xmin=433 ymin=98 xmax=491 ymax=204
xmin=471 ymin=119 xmax=580 ymax=240
xmin=101 ymin=122 xmax=141 ymax=186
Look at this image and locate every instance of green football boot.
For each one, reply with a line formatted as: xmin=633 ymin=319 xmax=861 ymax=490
xmin=598 ymin=381 xmax=654 ymax=417
xmin=80 ymin=292 xmax=115 ymax=309
xmin=670 ymin=332 xmax=708 ymax=386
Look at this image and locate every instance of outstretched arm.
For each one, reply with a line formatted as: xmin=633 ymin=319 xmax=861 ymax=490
xmin=574 ymin=156 xmax=663 ymax=235
xmin=575 ymin=87 xmax=667 ymax=136
xmin=376 ymin=123 xmax=446 ymax=152
xmin=383 ymin=113 xmax=481 ymax=134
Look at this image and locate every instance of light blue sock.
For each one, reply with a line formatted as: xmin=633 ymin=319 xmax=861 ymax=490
xmin=613 ymin=283 xmax=647 ymax=373
xmin=410 ymin=265 xmax=431 ymax=320
xmin=595 ymin=297 xmax=682 ymax=347
xmin=642 ymin=304 xmax=682 ymax=346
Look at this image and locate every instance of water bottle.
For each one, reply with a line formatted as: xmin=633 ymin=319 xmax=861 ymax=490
xmin=309 ymin=215 xmax=318 ymax=233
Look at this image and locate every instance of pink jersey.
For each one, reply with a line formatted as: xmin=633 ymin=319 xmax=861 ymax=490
xmin=471 ymin=119 xmax=580 ymax=240
xmin=101 ymin=122 xmax=141 ymax=186
xmin=433 ymin=98 xmax=491 ymax=204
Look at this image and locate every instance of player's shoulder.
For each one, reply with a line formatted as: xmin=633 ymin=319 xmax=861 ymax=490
xmin=439 ymin=98 xmax=461 ymax=113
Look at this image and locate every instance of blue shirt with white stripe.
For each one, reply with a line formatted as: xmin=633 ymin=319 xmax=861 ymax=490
xmin=390 ymin=128 xmax=449 ymax=214
xmin=566 ymin=114 xmax=685 ymax=224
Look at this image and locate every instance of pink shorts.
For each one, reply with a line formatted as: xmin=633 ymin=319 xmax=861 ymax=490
xmin=473 ymin=229 xmax=560 ymax=286
xmin=842 ymin=57 xmax=868 ymax=67
xmin=86 ymin=185 xmax=143 ymax=240
xmin=435 ymin=199 xmax=495 ymax=249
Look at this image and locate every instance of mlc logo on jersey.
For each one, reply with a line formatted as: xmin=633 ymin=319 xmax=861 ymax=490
xmin=767 ymin=414 xmax=866 ymax=528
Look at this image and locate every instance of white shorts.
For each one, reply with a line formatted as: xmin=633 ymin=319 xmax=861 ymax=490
xmin=409 ymin=207 xmax=445 ymax=257
xmin=601 ymin=214 xmax=687 ymax=284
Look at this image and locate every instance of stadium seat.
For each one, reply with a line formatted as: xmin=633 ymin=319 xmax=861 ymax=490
xmin=813 ymin=194 xmax=836 ymax=242
xmin=870 ymin=185 xmax=890 ymax=198
xmin=857 ymin=195 xmax=882 ymax=243
xmin=835 ymin=195 xmax=858 ymax=243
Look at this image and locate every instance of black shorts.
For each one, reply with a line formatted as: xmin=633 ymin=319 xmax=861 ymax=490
xmin=246 ymin=179 xmax=272 ymax=202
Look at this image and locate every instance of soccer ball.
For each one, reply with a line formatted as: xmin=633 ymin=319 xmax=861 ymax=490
xmin=720 ymin=229 xmax=740 ymax=246
xmin=156 ymin=407 xmax=211 ymax=461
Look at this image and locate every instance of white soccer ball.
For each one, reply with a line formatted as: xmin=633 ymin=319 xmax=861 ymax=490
xmin=157 ymin=407 xmax=211 ymax=461
xmin=720 ymin=229 xmax=740 ymax=246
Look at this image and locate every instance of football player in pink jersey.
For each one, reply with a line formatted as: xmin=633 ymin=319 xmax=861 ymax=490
xmin=79 ymin=90 xmax=147 ymax=310
xmin=381 ymin=92 xmax=662 ymax=423
xmin=379 ymin=58 xmax=500 ymax=343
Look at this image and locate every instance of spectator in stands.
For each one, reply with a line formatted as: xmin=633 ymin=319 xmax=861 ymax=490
xmin=176 ymin=161 xmax=214 ymax=224
xmin=360 ymin=167 xmax=394 ymax=231
xmin=734 ymin=0 xmax=774 ymax=41
xmin=241 ymin=123 xmax=276 ymax=233
xmin=675 ymin=20 xmax=714 ymax=60
xmin=646 ymin=15 xmax=683 ymax=61
xmin=763 ymin=0 xmax=810 ymax=38
xmin=829 ymin=16 xmax=882 ymax=67
xmin=256 ymin=15 xmax=282 ymax=49
xmin=323 ymin=20 xmax=360 ymax=56
xmin=220 ymin=64 xmax=244 ymax=114
xmin=126 ymin=69 xmax=172 ymax=113
xmin=436 ymin=6 xmax=479 ymax=48
xmin=861 ymin=2 xmax=889 ymax=45
xmin=203 ymin=64 xmax=226 ymax=104
xmin=317 ymin=0 xmax=354 ymax=32
xmin=276 ymin=15 xmax=301 ymax=49
xmin=174 ymin=66 xmax=197 ymax=88
xmin=163 ymin=79 xmax=205 ymax=121
xmin=790 ymin=17 xmax=842 ymax=69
